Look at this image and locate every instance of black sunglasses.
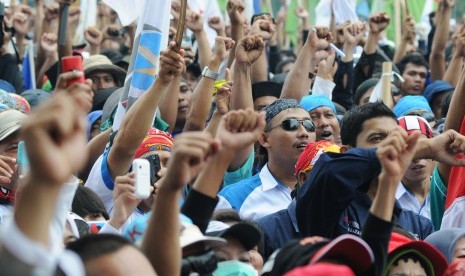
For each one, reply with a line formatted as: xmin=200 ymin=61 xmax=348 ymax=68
xmin=266 ymin=118 xmax=315 ymax=132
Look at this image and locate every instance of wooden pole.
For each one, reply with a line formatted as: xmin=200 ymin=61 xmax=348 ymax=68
xmin=381 ymin=62 xmax=394 ymax=109
xmin=174 ymin=0 xmax=187 ymax=52
xmin=394 ymin=0 xmax=401 ymax=46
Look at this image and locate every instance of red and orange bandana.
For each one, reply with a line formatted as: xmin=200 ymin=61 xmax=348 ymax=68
xmin=134 ymin=128 xmax=174 ymax=159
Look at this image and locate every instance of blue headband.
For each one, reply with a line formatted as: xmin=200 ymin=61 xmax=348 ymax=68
xmin=393 ymin=95 xmax=432 ymax=117
xmin=300 ymin=95 xmax=336 ymax=114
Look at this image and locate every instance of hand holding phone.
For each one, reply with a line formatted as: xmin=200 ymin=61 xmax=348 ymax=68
xmin=132 ymin=159 xmax=151 ymax=200
xmin=145 ymin=154 xmax=161 ymax=185
xmin=61 ymin=56 xmax=86 ymax=86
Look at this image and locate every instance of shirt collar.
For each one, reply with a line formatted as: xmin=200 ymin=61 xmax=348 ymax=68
xmin=395 ymin=182 xmax=409 ymax=200
xmin=259 ymin=164 xmax=282 ymax=191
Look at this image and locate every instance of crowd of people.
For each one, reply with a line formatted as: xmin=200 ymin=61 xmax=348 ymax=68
xmin=0 ymin=0 xmax=465 ymax=275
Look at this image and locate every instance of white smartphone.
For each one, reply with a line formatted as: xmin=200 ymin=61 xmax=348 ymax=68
xmin=132 ymin=159 xmax=151 ymax=200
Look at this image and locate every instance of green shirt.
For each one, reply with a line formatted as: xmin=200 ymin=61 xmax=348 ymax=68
xmin=430 ymin=165 xmax=447 ymax=230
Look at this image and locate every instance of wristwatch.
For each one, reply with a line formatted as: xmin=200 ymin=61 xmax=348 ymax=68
xmin=202 ymin=66 xmax=219 ymax=80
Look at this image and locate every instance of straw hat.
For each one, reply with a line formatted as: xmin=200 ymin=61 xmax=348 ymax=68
xmin=83 ymin=55 xmax=127 ymax=84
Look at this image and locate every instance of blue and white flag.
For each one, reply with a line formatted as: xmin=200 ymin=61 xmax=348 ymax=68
xmin=112 ymin=0 xmax=171 ymax=131
xmin=21 ymin=41 xmax=36 ymax=90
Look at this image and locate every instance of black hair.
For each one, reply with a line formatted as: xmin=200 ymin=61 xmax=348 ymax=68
xmin=251 ymin=13 xmax=275 ymax=25
xmin=72 ymin=186 xmax=110 ymax=220
xmin=354 ymin=78 xmax=379 ymax=106
xmin=213 ymin=209 xmax=241 ymax=224
xmin=340 ymin=102 xmax=397 ymax=147
xmin=389 ymin=252 xmax=430 ymax=273
xmin=186 ymin=63 xmax=201 ymax=78
xmin=67 ymin=234 xmax=133 ymax=263
xmin=392 ymin=225 xmax=417 ymax=240
xmin=441 ymin=91 xmax=453 ymax=118
xmin=275 ymin=58 xmax=296 ymax=74
xmin=395 ymin=53 xmax=429 ymax=75
xmin=269 ymin=239 xmax=328 ymax=276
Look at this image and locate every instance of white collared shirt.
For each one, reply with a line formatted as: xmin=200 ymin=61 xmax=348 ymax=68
xmin=216 ymin=164 xmax=292 ymax=221
xmin=396 ymin=183 xmax=431 ymax=219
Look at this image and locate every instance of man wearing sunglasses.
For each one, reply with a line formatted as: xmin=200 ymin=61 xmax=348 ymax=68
xmin=216 ymin=99 xmax=316 ymax=221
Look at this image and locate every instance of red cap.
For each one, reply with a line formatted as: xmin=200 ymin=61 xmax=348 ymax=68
xmin=388 ymin=233 xmax=448 ymax=276
xmin=284 ymin=263 xmax=355 ymax=276
xmin=309 ymin=234 xmax=374 ymax=274
xmin=398 ymin=116 xmax=433 ymax=138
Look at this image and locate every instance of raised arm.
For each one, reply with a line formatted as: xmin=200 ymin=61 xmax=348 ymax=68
xmin=353 ymin=12 xmax=390 ymax=90
xmin=429 ymin=0 xmax=454 ymax=80
xmin=226 ymin=0 xmax=246 ymax=68
xmin=182 ymin=109 xmax=265 ymax=232
xmin=436 ymin=69 xmax=465 ymax=186
xmin=366 ymin=129 xmax=420 ymax=276
xmin=12 ymin=5 xmax=32 ymax=62
xmin=84 ymin=27 xmax=103 ymax=55
xmin=204 ymin=82 xmax=232 ymax=136
xmin=280 ymin=27 xmax=332 ymax=101
xmin=249 ymin=18 xmax=276 ymax=83
xmin=186 ymin=11 xmax=212 ymax=70
xmin=158 ymin=74 xmax=182 ymax=133
xmin=393 ymin=16 xmax=415 ymax=63
xmin=443 ymin=26 xmax=465 ymax=86
xmin=107 ymin=42 xmax=184 ymax=180
xmin=183 ymin=37 xmax=234 ymax=132
xmin=142 ymin=132 xmax=218 ymax=276
xmin=333 ymin=22 xmax=366 ymax=110
xmin=16 ymin=92 xmax=87 ymax=249
xmin=36 ymin=33 xmax=58 ymax=88
xmin=229 ymin=35 xmax=264 ymax=170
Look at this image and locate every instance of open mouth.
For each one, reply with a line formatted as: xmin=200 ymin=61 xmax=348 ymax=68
xmin=294 ymin=141 xmax=308 ymax=150
xmin=411 ymin=164 xmax=426 ymax=172
xmin=320 ymin=130 xmax=332 ymax=139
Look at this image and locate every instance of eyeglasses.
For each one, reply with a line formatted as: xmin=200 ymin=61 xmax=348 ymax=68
xmin=265 ymin=118 xmax=315 ymax=132
xmin=407 ymin=112 xmax=435 ymax=123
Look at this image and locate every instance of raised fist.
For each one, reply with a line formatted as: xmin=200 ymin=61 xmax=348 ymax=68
xmin=250 ymin=18 xmax=276 ymax=41
xmin=213 ymin=36 xmax=235 ymax=61
xmin=186 ymin=11 xmax=204 ymax=33
xmin=227 ymin=0 xmax=245 ymax=25
xmin=40 ymin=33 xmax=58 ymax=57
xmin=84 ymin=27 xmax=103 ymax=47
xmin=235 ymin=35 xmax=265 ymax=65
xmin=12 ymin=12 xmax=30 ymax=36
xmin=158 ymin=41 xmax=185 ymax=83
xmin=369 ymin=12 xmax=390 ymax=34
xmin=208 ymin=16 xmax=224 ymax=33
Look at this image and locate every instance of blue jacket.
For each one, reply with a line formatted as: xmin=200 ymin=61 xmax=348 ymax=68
xmin=256 ymin=200 xmax=300 ymax=260
xmin=296 ymin=147 xmax=434 ymax=240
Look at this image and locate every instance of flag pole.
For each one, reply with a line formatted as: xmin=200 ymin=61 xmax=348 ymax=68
xmin=174 ymin=0 xmax=187 ymax=52
xmin=381 ymin=62 xmax=393 ymax=109
xmin=394 ymin=0 xmax=401 ymax=46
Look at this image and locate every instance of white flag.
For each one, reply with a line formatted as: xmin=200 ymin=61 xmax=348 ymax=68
xmin=112 ymin=0 xmax=172 ymax=131
xmin=102 ymin=0 xmax=147 ymax=26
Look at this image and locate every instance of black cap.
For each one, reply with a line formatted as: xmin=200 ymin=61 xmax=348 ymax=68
xmin=252 ymin=81 xmax=282 ymax=101
xmin=206 ymin=222 xmax=261 ymax=251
